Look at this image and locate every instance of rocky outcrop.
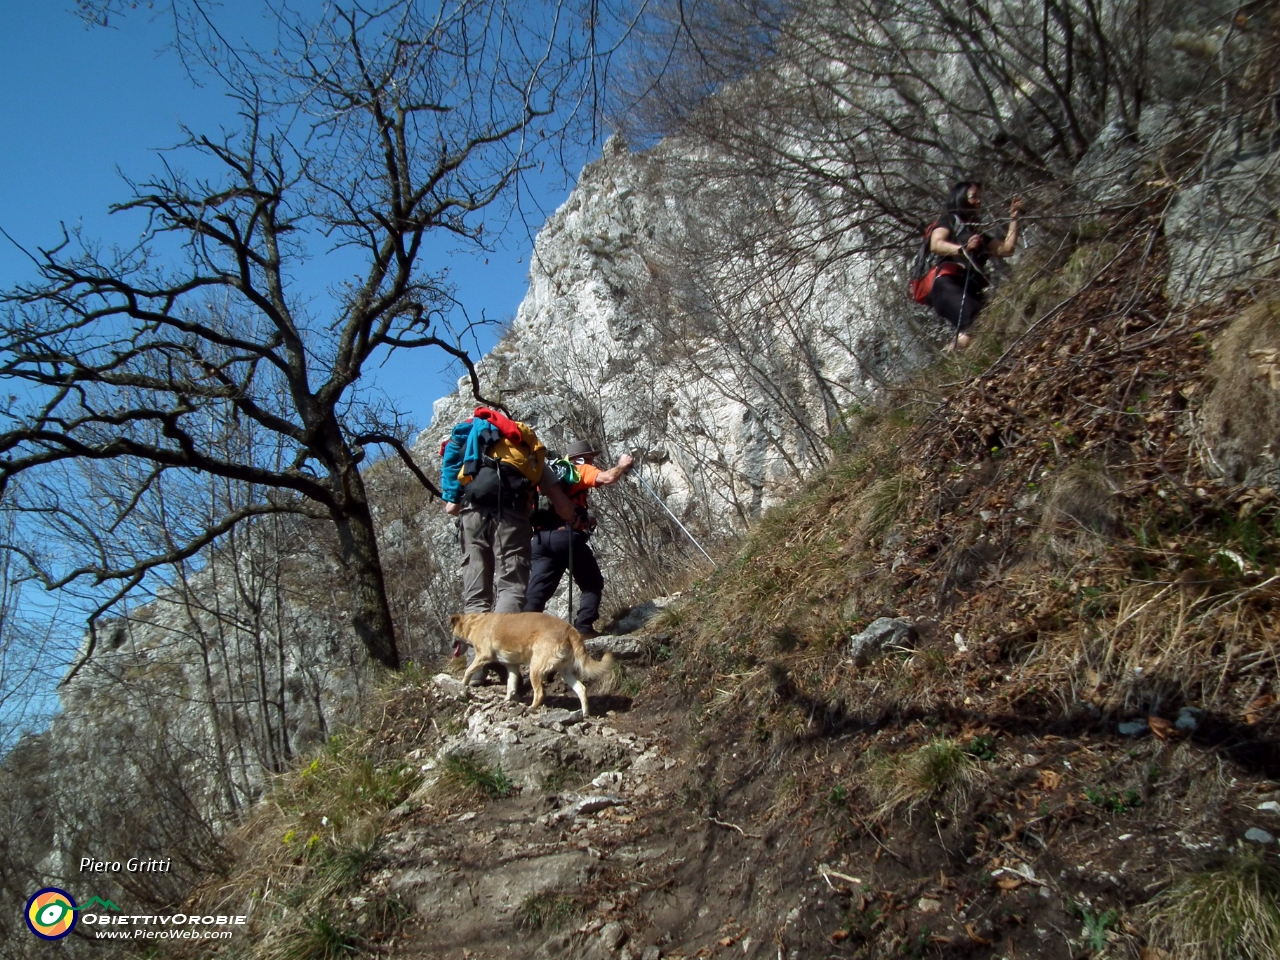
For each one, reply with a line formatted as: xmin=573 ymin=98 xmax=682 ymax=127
xmin=420 ymin=138 xmax=932 ymax=516
xmin=1166 ymin=145 xmax=1280 ymax=302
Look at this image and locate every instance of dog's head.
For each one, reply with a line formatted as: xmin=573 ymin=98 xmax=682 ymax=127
xmin=449 ymin=613 xmax=467 ymax=657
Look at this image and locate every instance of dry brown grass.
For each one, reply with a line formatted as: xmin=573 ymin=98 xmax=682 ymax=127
xmin=1010 ymin=565 xmax=1280 ymax=715
xmin=1146 ymin=848 xmax=1280 ymax=960
xmin=867 ymin=738 xmax=990 ymax=821
xmin=663 ymin=217 xmax=1278 ymax=785
xmin=677 ymin=411 xmax=918 ymax=668
xmin=168 ymin=673 xmax=452 ymax=960
xmin=1037 ymin=461 xmax=1118 ymax=559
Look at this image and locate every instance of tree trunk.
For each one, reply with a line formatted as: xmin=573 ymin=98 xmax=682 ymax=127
xmin=331 ymin=466 xmax=400 ymax=670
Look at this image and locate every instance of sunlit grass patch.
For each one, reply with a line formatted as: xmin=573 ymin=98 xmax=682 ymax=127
xmin=434 ymin=752 xmax=515 ymax=801
xmin=870 ymin=738 xmax=989 ymax=819
xmin=1147 ymin=848 xmax=1280 ymax=960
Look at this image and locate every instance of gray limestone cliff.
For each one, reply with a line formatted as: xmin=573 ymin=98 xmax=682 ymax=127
xmin=411 ymin=136 xmax=938 ymax=629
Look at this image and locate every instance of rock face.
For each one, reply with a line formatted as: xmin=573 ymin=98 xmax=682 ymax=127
xmin=1166 ymin=146 xmax=1280 ymax=302
xmin=413 ymin=136 xmax=937 ymax=626
xmin=422 ymin=138 xmax=931 ymax=512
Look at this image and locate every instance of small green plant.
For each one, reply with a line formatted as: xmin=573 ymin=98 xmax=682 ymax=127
xmin=826 ymin=784 xmax=849 ymax=809
xmin=1084 ymin=786 xmax=1141 ymax=813
xmin=1079 ymin=906 xmax=1117 ymax=952
xmin=516 ymin=892 xmax=579 ymax=931
xmin=275 ymin=907 xmax=359 ymax=960
xmin=437 ymin=753 xmax=514 ymax=799
xmin=617 ymin=669 xmax=644 ymax=698
xmin=1147 ymin=848 xmax=1280 ymax=960
xmin=313 ymin=837 xmax=380 ymax=896
xmin=965 ymin=735 xmax=998 ymax=761
xmin=397 ymin=660 xmax=426 ymax=685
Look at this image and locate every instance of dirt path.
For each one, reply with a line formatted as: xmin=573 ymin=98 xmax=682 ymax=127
xmin=348 ymin=642 xmax=1280 ymax=960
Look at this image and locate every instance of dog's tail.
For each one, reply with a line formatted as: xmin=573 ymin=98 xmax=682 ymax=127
xmin=569 ymin=627 xmax=615 ymax=684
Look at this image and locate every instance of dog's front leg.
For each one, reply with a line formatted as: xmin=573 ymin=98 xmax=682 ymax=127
xmin=505 ymin=666 xmax=520 ymax=702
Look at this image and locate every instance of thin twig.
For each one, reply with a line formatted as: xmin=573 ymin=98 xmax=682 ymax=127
xmin=705 ymin=816 xmax=763 ymax=839
xmin=850 ymin=809 xmax=906 ymax=864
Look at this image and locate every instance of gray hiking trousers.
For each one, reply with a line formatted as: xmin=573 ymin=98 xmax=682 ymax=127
xmin=458 ymin=503 xmax=533 ymax=614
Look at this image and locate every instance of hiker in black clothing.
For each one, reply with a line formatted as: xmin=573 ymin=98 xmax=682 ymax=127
xmin=523 ymin=440 xmax=633 ymax=639
xmin=929 ymin=182 xmax=1023 ymax=351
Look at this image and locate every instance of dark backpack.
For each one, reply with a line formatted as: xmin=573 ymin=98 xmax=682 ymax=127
xmin=908 ymin=216 xmax=971 ymax=305
xmin=530 ymin=458 xmax=592 ymax=532
xmin=463 ymin=459 xmax=532 ymax=512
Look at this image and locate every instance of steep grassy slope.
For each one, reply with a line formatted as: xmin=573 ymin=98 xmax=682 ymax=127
xmin=160 ymin=211 xmax=1280 ymax=960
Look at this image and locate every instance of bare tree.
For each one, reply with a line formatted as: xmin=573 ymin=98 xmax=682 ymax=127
xmin=0 ymin=530 xmax=64 ymax=751
xmin=623 ymin=0 xmax=1137 ymax=251
xmin=2 ymin=1 xmax=640 ymax=673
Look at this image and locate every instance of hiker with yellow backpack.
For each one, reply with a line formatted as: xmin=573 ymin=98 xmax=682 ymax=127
xmin=440 ymin=407 xmax=576 ymax=619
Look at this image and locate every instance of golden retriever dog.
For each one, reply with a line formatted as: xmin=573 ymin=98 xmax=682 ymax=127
xmin=450 ymin=612 xmax=614 ymax=716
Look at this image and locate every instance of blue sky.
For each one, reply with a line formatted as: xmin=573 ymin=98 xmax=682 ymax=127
xmin=0 ymin=2 xmax=584 ymax=433
xmin=0 ymin=4 xmax=594 ymax=740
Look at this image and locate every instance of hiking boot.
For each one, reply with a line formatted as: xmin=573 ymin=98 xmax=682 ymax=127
xmin=576 ymin=627 xmax=600 ymax=640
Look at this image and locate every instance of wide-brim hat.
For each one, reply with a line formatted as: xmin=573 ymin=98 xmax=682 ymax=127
xmin=565 ymin=439 xmax=600 ymax=459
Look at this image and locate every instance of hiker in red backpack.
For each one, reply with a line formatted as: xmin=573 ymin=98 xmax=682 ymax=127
xmin=523 ymin=440 xmax=633 ymax=639
xmin=926 ymin=182 xmax=1023 ymax=351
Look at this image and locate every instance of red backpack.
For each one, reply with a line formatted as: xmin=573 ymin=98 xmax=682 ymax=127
xmin=908 ymin=218 xmax=964 ymax=304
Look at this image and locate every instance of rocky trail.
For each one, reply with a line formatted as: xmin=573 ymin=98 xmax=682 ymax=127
xmin=298 ymin=612 xmax=1280 ymax=960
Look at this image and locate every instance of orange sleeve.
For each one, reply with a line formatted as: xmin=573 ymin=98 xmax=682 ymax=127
xmin=575 ymin=463 xmax=603 ymax=488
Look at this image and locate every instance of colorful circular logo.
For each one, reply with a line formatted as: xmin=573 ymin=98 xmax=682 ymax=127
xmin=26 ymin=888 xmax=78 ymax=940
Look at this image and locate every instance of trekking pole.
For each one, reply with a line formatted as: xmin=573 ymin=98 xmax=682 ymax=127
xmin=632 ymin=471 xmax=716 ymax=565
xmin=567 ymin=522 xmax=575 ymax=625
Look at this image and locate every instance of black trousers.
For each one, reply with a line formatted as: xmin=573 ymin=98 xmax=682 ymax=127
xmin=522 ymin=528 xmax=604 ymax=632
xmin=931 ymin=273 xmax=985 ymax=333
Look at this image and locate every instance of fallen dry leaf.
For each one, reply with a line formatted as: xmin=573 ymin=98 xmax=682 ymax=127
xmin=828 ymin=930 xmax=849 ymax=943
xmin=1147 ymin=715 xmax=1175 ymax=740
xmin=1038 ymin=769 xmax=1063 ymax=790
xmin=1246 ymin=694 xmax=1275 ymax=725
xmin=965 ymin=923 xmax=994 ymax=946
xmin=996 ymin=878 xmax=1024 ymax=891
xmin=717 ymin=937 xmax=735 ymax=947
